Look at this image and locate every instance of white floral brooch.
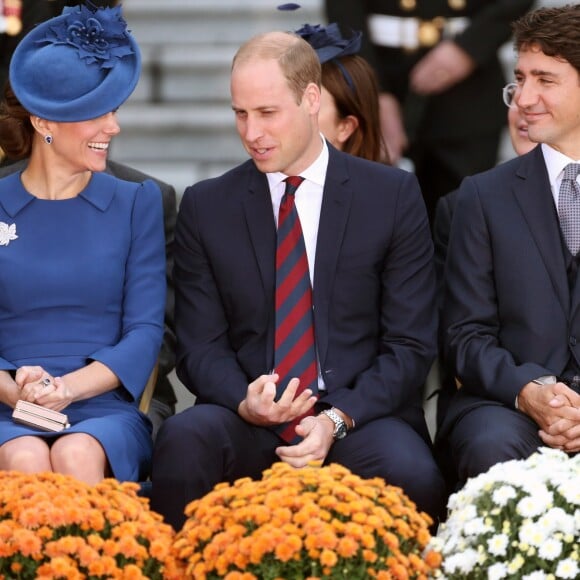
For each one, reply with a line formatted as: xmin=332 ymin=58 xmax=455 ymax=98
xmin=0 ymin=222 xmax=18 ymax=246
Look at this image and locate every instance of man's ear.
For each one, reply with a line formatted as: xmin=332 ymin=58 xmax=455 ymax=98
xmin=336 ymin=115 xmax=359 ymax=145
xmin=303 ymin=82 xmax=321 ymax=115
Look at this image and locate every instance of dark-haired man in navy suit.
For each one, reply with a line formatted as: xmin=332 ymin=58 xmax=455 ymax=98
xmin=151 ymin=29 xmax=445 ymax=530
xmin=440 ymin=4 xmax=580 ymax=487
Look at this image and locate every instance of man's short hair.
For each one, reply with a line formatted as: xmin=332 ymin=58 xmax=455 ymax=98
xmin=512 ymin=4 xmax=580 ymax=74
xmin=232 ymin=31 xmax=321 ymax=104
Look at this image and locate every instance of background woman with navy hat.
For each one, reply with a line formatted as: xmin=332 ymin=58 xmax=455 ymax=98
xmin=296 ymin=22 xmax=388 ymax=164
xmin=0 ymin=3 xmax=165 ymax=483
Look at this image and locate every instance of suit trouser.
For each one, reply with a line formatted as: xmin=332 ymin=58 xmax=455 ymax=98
xmin=446 ymin=403 xmax=544 ymax=488
xmin=151 ymin=404 xmax=447 ymax=530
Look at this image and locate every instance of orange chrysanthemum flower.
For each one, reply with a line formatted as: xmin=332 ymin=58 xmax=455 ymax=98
xmin=0 ymin=471 xmax=184 ymax=579
xmin=171 ymin=462 xmax=441 ymax=579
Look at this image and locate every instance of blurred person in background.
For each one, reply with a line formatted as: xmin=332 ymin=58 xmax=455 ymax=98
xmin=325 ymin=0 xmax=535 ymax=224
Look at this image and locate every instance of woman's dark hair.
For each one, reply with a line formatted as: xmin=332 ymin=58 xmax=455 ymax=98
xmin=322 ymin=56 xmax=388 ymax=164
xmin=0 ymin=83 xmax=34 ymax=160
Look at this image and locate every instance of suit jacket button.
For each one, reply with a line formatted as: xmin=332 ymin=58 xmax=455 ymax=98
xmin=570 ymin=336 xmax=577 ymax=346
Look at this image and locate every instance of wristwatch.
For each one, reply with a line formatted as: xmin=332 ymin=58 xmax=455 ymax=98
xmin=321 ymin=408 xmax=348 ymax=440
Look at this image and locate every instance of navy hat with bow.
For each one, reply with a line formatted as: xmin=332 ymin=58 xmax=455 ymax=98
xmin=294 ymin=22 xmax=362 ymax=64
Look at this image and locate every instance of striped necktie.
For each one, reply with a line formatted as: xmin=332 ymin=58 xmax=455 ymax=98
xmin=274 ymin=176 xmax=318 ymax=443
xmin=558 ymin=163 xmax=580 ymax=256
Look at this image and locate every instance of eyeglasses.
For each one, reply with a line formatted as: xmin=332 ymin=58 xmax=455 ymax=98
xmin=502 ymin=82 xmax=518 ymax=108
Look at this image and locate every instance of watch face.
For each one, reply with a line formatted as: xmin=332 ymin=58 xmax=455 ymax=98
xmin=323 ymin=409 xmax=348 ymax=439
xmin=334 ymin=422 xmax=348 ymax=440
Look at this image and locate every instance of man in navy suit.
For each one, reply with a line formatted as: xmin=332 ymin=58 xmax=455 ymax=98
xmin=151 ymin=30 xmax=445 ymax=530
xmin=441 ymin=4 xmax=580 ymax=486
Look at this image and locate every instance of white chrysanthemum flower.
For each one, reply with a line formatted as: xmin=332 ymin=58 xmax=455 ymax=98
xmin=519 ymin=521 xmax=547 ymax=547
xmin=442 ymin=549 xmax=479 ymax=575
xmin=558 ymin=482 xmax=580 ymax=506
xmin=464 ymin=516 xmax=492 ymax=537
xmin=455 ymin=504 xmax=478 ymax=524
xmin=555 ymin=558 xmax=579 ymax=579
xmin=487 ymin=533 xmax=509 ymax=556
xmin=522 ymin=570 xmax=549 ymax=580
xmin=493 ymin=485 xmax=517 ymax=507
xmin=538 ymin=508 xmax=575 ymax=536
xmin=539 ymin=538 xmax=563 ymax=561
xmin=517 ymin=489 xmax=553 ymax=518
xmin=487 ymin=562 xmax=508 ymax=580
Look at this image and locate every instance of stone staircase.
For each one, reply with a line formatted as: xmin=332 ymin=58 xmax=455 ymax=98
xmin=114 ymin=0 xmax=324 ymax=199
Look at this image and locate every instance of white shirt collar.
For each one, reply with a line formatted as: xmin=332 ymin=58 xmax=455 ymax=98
xmin=541 ymin=143 xmax=580 ymax=189
xmin=266 ymin=135 xmax=328 ymax=192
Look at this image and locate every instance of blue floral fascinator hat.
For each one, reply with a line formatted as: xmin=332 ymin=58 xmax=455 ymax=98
xmin=294 ymin=23 xmax=362 ymax=64
xmin=9 ymin=3 xmax=140 ymax=122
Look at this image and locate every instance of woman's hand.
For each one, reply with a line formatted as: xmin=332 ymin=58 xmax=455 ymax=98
xmin=31 ymin=377 xmax=73 ymax=412
xmin=16 ymin=366 xmax=56 ymax=404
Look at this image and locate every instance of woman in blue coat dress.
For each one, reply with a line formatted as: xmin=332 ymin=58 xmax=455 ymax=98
xmin=0 ymin=4 xmax=165 ymax=483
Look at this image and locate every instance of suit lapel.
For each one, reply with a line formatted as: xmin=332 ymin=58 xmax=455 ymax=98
xmin=513 ymin=147 xmax=569 ymax=316
xmin=242 ymin=167 xmax=276 ymax=295
xmin=314 ymin=147 xmax=353 ymax=366
xmin=242 ymin=167 xmax=277 ymax=368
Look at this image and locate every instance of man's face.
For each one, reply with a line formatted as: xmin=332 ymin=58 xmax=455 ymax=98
xmin=514 ymin=45 xmax=580 ymax=157
xmin=507 ymin=105 xmax=535 ymax=157
xmin=231 ymin=57 xmax=321 ymax=175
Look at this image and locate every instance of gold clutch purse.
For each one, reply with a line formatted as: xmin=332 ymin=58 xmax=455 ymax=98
xmin=12 ymin=400 xmax=70 ymax=432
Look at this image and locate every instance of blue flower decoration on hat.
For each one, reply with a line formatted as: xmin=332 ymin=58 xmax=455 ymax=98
xmin=295 ymin=23 xmax=362 ymax=64
xmin=10 ymin=4 xmax=141 ymax=122
xmin=43 ymin=5 xmax=134 ymax=69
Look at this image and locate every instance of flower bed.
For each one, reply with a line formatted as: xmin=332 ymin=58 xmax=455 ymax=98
xmin=430 ymin=448 xmax=580 ymax=579
xmin=0 ymin=471 xmax=184 ymax=579
xmin=172 ymin=461 xmax=441 ymax=579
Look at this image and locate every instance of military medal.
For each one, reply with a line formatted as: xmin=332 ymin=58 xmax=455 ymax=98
xmin=400 ymin=0 xmax=416 ymax=11
xmin=448 ymin=0 xmax=466 ymax=10
xmin=418 ymin=20 xmax=440 ymax=47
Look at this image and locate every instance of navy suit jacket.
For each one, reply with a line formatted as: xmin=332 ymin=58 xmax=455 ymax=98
xmin=442 ymin=146 xmax=580 ymax=428
xmin=174 ymin=144 xmax=437 ymax=434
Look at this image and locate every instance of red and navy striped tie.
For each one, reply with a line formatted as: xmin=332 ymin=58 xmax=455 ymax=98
xmin=274 ymin=176 xmax=318 ymax=443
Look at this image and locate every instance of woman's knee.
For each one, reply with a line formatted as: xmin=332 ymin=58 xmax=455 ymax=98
xmin=0 ymin=436 xmax=51 ymax=471
xmin=50 ymin=433 xmax=106 ymax=478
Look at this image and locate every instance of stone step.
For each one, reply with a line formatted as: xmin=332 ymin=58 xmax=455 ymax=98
xmin=113 ymin=103 xmax=246 ymax=198
xmin=132 ymin=44 xmax=234 ymax=103
xmin=115 ymin=103 xmax=240 ymax=160
xmin=124 ymin=0 xmax=324 ymax=47
xmin=126 ymin=1 xmax=325 ymax=103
